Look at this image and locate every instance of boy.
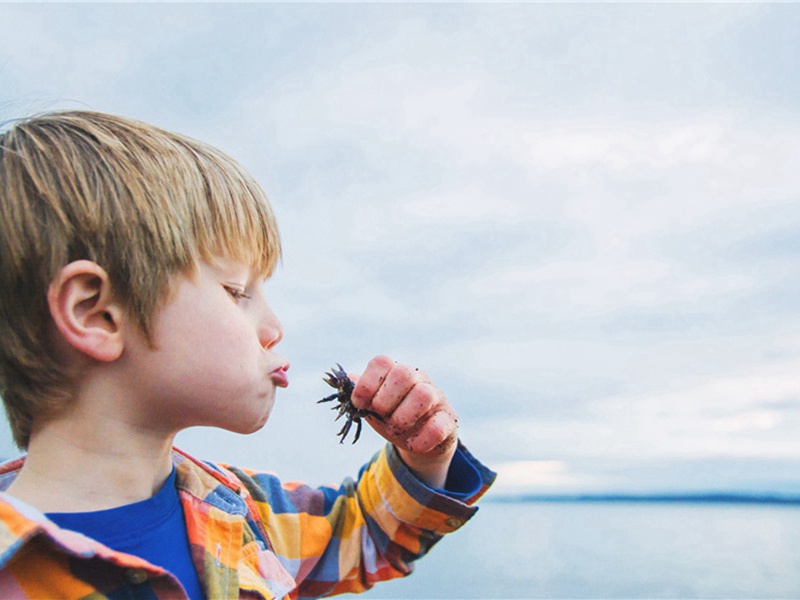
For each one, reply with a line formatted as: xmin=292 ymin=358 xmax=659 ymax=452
xmin=0 ymin=111 xmax=495 ymax=599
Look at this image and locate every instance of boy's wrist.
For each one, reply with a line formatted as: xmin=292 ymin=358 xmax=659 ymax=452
xmin=395 ymin=441 xmax=458 ymax=490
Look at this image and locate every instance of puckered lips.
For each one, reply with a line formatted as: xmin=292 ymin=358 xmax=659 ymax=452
xmin=270 ymin=364 xmax=290 ymax=388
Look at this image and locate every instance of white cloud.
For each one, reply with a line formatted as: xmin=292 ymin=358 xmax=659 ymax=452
xmin=713 ymin=410 xmax=781 ymax=434
xmin=493 ymin=460 xmax=589 ymax=493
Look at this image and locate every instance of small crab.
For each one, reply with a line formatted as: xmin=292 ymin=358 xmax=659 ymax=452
xmin=318 ymin=363 xmax=383 ymax=444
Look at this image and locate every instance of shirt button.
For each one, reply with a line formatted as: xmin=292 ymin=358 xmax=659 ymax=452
xmin=125 ymin=568 xmax=149 ymax=585
xmin=445 ymin=517 xmax=463 ymax=529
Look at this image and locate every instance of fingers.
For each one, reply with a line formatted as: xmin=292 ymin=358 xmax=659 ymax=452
xmin=405 ymin=404 xmax=458 ymax=456
xmin=352 ymin=355 xmax=431 ymax=415
xmin=388 ymin=381 xmax=438 ymax=433
xmin=371 ymin=364 xmax=432 ymax=416
xmin=351 ymin=355 xmax=393 ymax=411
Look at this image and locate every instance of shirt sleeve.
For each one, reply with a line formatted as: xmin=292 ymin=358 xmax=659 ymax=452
xmin=226 ymin=440 xmax=495 ymax=599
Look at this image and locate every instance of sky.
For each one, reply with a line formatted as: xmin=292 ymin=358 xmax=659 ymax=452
xmin=1 ymin=3 xmax=800 ymax=496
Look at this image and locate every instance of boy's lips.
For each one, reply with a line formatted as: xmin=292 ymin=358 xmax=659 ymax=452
xmin=270 ymin=364 xmax=290 ymax=388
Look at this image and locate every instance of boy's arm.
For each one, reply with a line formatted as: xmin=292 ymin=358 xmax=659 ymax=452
xmin=309 ymin=355 xmax=493 ymax=595
xmin=230 ymin=439 xmax=494 ymax=598
xmin=229 ymin=356 xmax=495 ymax=597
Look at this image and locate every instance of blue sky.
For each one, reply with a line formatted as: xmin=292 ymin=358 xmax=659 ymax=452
xmin=1 ymin=3 xmax=799 ymax=495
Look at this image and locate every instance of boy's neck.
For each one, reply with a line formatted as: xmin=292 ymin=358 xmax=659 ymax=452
xmin=5 ymin=410 xmax=175 ymax=514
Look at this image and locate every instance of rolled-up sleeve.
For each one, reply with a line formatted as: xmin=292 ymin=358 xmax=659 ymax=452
xmin=230 ymin=441 xmax=495 ymax=598
xmin=368 ymin=442 xmax=496 ymax=535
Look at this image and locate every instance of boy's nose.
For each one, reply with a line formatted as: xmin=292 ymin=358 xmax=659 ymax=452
xmin=258 ymin=303 xmax=283 ymax=349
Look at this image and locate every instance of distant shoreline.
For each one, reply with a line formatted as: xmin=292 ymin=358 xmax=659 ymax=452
xmin=488 ymin=493 xmax=800 ymax=505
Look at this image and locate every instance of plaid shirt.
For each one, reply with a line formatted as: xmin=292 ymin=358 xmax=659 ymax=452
xmin=0 ymin=443 xmax=494 ymax=599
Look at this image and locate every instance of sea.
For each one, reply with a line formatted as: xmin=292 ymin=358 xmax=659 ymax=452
xmin=354 ymin=499 xmax=800 ymax=599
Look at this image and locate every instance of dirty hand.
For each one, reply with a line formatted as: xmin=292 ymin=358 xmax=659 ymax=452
xmin=350 ymin=355 xmax=458 ymax=489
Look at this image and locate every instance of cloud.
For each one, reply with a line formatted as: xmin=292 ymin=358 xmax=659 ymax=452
xmin=494 ymin=460 xmax=589 ymax=493
xmin=467 ymin=352 xmax=800 ymax=466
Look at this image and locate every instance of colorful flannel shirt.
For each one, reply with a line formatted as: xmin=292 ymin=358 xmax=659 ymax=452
xmin=0 ymin=442 xmax=495 ymax=599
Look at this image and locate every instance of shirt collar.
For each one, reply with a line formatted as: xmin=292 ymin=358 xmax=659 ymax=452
xmin=0 ymin=448 xmax=251 ymax=568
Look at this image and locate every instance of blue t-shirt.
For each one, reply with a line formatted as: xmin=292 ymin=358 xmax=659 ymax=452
xmin=46 ymin=468 xmax=204 ymax=600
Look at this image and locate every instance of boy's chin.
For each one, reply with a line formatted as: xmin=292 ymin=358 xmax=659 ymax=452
xmin=223 ymin=407 xmax=272 ymax=435
xmin=234 ymin=417 xmax=270 ymax=435
xmin=183 ymin=393 xmax=275 ymax=434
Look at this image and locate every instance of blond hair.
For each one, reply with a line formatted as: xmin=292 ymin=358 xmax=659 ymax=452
xmin=0 ymin=111 xmax=281 ymax=448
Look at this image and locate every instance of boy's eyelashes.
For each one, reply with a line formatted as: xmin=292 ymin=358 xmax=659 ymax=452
xmin=222 ymin=285 xmax=252 ymax=303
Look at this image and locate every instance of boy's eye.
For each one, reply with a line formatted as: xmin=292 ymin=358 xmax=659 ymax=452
xmin=223 ymin=285 xmax=252 ymax=303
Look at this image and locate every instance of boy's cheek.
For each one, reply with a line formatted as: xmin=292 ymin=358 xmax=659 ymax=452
xmin=129 ymin=334 xmax=268 ymax=420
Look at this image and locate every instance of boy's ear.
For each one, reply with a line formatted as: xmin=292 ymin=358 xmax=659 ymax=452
xmin=47 ymin=260 xmax=125 ymax=362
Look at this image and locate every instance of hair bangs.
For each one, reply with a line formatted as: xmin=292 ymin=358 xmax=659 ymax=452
xmin=187 ymin=142 xmax=281 ymax=282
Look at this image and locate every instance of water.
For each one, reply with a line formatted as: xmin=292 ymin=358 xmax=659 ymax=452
xmin=354 ymin=501 xmax=800 ymax=599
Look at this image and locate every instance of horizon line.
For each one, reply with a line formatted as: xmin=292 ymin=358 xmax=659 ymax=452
xmin=488 ymin=492 xmax=800 ymax=505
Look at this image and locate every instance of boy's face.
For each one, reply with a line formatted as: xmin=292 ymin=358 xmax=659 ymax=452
xmin=123 ymin=258 xmax=287 ymax=435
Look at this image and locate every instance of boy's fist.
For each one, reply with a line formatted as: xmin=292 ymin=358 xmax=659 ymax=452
xmin=350 ymin=355 xmax=458 ymax=487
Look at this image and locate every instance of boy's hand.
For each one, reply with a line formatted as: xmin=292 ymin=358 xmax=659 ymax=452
xmin=350 ymin=355 xmax=458 ymax=489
